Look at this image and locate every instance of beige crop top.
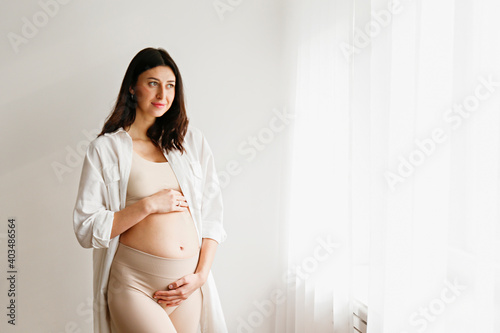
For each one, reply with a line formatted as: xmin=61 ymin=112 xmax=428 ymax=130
xmin=126 ymin=150 xmax=183 ymax=207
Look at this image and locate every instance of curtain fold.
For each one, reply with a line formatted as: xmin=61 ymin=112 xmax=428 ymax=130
xmin=364 ymin=0 xmax=500 ymax=332
xmin=279 ymin=0 xmax=500 ymax=332
xmin=277 ymin=0 xmax=354 ymax=332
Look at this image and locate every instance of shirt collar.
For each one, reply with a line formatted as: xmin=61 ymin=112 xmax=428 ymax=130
xmin=104 ymin=126 xmax=129 ymax=137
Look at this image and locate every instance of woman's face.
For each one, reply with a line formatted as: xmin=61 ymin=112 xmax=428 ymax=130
xmin=130 ymin=65 xmax=176 ymax=119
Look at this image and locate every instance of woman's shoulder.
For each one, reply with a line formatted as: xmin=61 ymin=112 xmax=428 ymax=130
xmin=85 ymin=128 xmax=127 ymax=162
xmin=184 ymin=123 xmax=205 ymax=147
xmin=183 ymin=123 xmax=216 ymax=161
xmin=185 ymin=123 xmax=203 ymax=138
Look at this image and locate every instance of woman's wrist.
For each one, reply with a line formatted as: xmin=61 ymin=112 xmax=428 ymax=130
xmin=141 ymin=197 xmax=155 ymax=215
xmin=195 ymin=270 xmax=209 ymax=285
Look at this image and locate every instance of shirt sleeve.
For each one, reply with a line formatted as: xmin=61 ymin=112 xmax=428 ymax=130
xmin=199 ymin=134 xmax=227 ymax=244
xmin=73 ymin=142 xmax=115 ymax=249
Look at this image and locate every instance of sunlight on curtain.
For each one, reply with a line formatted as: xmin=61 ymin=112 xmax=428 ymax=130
xmin=279 ymin=0 xmax=500 ymax=332
xmin=277 ymin=0 xmax=354 ymax=332
xmin=360 ymin=0 xmax=500 ymax=332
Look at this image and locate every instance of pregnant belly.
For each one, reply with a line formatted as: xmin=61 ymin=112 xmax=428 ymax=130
xmin=119 ymin=207 xmax=200 ymax=259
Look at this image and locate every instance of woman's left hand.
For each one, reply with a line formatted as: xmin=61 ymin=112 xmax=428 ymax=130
xmin=153 ymin=273 xmax=206 ymax=307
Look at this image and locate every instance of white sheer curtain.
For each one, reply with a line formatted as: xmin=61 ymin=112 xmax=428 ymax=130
xmin=277 ymin=0 xmax=353 ymax=332
xmin=278 ymin=0 xmax=500 ymax=332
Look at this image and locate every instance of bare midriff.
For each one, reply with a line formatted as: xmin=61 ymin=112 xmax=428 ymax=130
xmin=119 ymin=150 xmax=200 ymax=259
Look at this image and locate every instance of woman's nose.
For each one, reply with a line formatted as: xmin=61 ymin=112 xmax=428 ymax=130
xmin=156 ymin=87 xmax=167 ymax=100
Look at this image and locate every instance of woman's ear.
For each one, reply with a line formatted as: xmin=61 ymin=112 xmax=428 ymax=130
xmin=129 ymin=87 xmax=135 ymax=95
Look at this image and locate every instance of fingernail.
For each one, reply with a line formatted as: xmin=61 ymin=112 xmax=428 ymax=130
xmin=169 ymin=285 xmax=173 ymax=289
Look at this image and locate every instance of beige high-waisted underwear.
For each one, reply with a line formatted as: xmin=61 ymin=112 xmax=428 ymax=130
xmin=107 ymin=242 xmax=203 ymax=333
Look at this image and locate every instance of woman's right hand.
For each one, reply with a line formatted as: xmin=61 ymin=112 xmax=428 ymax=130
xmin=146 ymin=189 xmax=189 ymax=214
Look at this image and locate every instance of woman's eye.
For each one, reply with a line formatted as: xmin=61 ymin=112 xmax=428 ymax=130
xmin=167 ymin=84 xmax=175 ymax=88
xmin=148 ymin=82 xmax=158 ymax=87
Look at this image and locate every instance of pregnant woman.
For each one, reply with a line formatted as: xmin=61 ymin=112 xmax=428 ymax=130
xmin=73 ymin=47 xmax=228 ymax=333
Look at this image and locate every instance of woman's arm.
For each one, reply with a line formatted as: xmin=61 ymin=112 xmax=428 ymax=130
xmin=73 ymin=143 xmax=116 ymax=249
xmin=74 ymin=141 xmax=190 ymax=246
xmin=194 ymin=237 xmax=219 ymax=282
xmin=199 ymin=134 xmax=227 ymax=244
xmin=109 ymin=198 xmax=152 ymax=239
xmin=109 ymin=189 xmax=189 ymax=238
xmin=73 ymin=142 xmax=154 ymax=248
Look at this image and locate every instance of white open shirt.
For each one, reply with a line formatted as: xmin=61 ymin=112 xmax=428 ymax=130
xmin=73 ymin=124 xmax=228 ymax=333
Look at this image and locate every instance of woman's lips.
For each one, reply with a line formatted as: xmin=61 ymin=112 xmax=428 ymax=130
xmin=152 ymin=103 xmax=166 ymax=108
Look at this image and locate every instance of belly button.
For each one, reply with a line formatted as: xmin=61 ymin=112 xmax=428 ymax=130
xmin=180 ymin=246 xmax=184 ymax=250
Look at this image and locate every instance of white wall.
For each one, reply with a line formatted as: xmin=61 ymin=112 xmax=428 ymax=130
xmin=0 ymin=0 xmax=290 ymax=331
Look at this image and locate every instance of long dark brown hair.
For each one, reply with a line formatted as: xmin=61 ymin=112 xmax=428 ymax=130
xmin=98 ymin=47 xmax=189 ymax=154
